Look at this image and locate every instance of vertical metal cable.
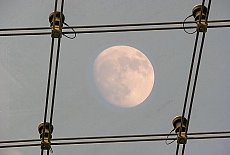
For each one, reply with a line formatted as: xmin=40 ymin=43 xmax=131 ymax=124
xmin=41 ymin=0 xmax=59 ymax=155
xmin=205 ymin=0 xmax=212 ymax=20
xmin=180 ymin=31 xmax=206 ymax=155
xmin=179 ymin=0 xmax=205 ymax=136
xmin=180 ymin=31 xmax=200 ymax=134
xmin=185 ymin=0 xmax=212 ymax=143
xmin=181 ymin=144 xmax=186 ymax=155
xmin=60 ymin=0 xmax=65 ymax=16
xmin=185 ymin=32 xmax=206 ymax=135
xmin=47 ymin=1 xmax=65 ymax=155
xmin=49 ymin=38 xmax=61 ymax=125
xmin=175 ymin=29 xmax=200 ymax=155
xmin=180 ymin=1 xmax=212 ymax=155
xmin=49 ymin=0 xmax=64 ymax=140
xmin=42 ymin=38 xmax=54 ymax=141
xmin=49 ymin=0 xmax=65 ymax=125
xmin=175 ymin=143 xmax=180 ymax=155
xmin=41 ymin=38 xmax=55 ymax=155
xmin=175 ymin=0 xmax=206 ymax=154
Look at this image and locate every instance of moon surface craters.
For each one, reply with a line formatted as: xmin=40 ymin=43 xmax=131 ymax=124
xmin=93 ymin=45 xmax=154 ymax=108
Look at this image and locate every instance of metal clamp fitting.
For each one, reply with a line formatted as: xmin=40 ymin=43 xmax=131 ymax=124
xmin=172 ymin=116 xmax=188 ymax=144
xmin=49 ymin=11 xmax=65 ymax=38
xmin=192 ymin=5 xmax=208 ymax=32
xmin=38 ymin=122 xmax=54 ymax=150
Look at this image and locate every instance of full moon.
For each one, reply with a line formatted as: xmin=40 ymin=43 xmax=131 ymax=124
xmin=93 ymin=45 xmax=154 ymax=108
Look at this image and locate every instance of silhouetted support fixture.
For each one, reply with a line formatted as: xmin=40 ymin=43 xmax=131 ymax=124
xmin=49 ymin=11 xmax=65 ymax=38
xmin=192 ymin=4 xmax=208 ymax=32
xmin=38 ymin=122 xmax=54 ymax=150
xmin=172 ymin=116 xmax=188 ymax=144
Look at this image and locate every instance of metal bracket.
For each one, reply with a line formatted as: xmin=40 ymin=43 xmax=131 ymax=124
xmin=51 ymin=28 xmax=62 ymax=38
xmin=41 ymin=139 xmax=51 ymax=150
xmin=38 ymin=122 xmax=54 ymax=150
xmin=177 ymin=132 xmax=187 ymax=144
xmin=172 ymin=116 xmax=188 ymax=145
xmin=49 ymin=11 xmax=65 ymax=38
xmin=196 ymin=21 xmax=207 ymax=32
xmin=192 ymin=4 xmax=208 ymax=33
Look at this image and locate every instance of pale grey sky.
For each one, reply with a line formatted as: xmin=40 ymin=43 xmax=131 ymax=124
xmin=0 ymin=0 xmax=230 ymax=155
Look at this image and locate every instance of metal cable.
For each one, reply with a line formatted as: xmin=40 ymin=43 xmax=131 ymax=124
xmin=181 ymin=31 xmax=200 ymax=134
xmin=52 ymin=135 xmax=229 ymax=147
xmin=1 ymin=135 xmax=229 ymax=149
xmin=51 ymin=137 xmax=176 ymax=146
xmin=176 ymin=0 xmax=206 ymax=154
xmin=0 ymin=24 xmax=230 ymax=37
xmin=185 ymin=32 xmax=206 ymax=138
xmin=0 ymin=131 xmax=229 ymax=144
xmin=176 ymin=31 xmax=199 ymax=155
xmin=49 ymin=131 xmax=230 ymax=142
xmin=175 ymin=25 xmax=200 ymax=155
xmin=41 ymin=37 xmax=55 ymax=144
xmin=165 ymin=128 xmax=176 ymax=145
xmin=41 ymin=0 xmax=59 ymax=155
xmin=47 ymin=1 xmax=65 ymax=154
xmin=188 ymin=135 xmax=230 ymax=140
xmin=180 ymin=1 xmax=212 ymax=155
xmin=185 ymin=0 xmax=212 ymax=142
xmin=0 ymin=19 xmax=229 ymax=32
xmin=65 ymin=19 xmax=230 ymax=29
xmin=183 ymin=15 xmax=197 ymax=34
xmin=181 ymin=144 xmax=186 ymax=155
xmin=62 ymin=22 xmax=77 ymax=39
xmin=0 ymin=143 xmax=40 ymax=149
xmin=48 ymin=0 xmax=65 ymax=142
xmin=49 ymin=38 xmax=61 ymax=127
xmin=175 ymin=143 xmax=180 ymax=155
